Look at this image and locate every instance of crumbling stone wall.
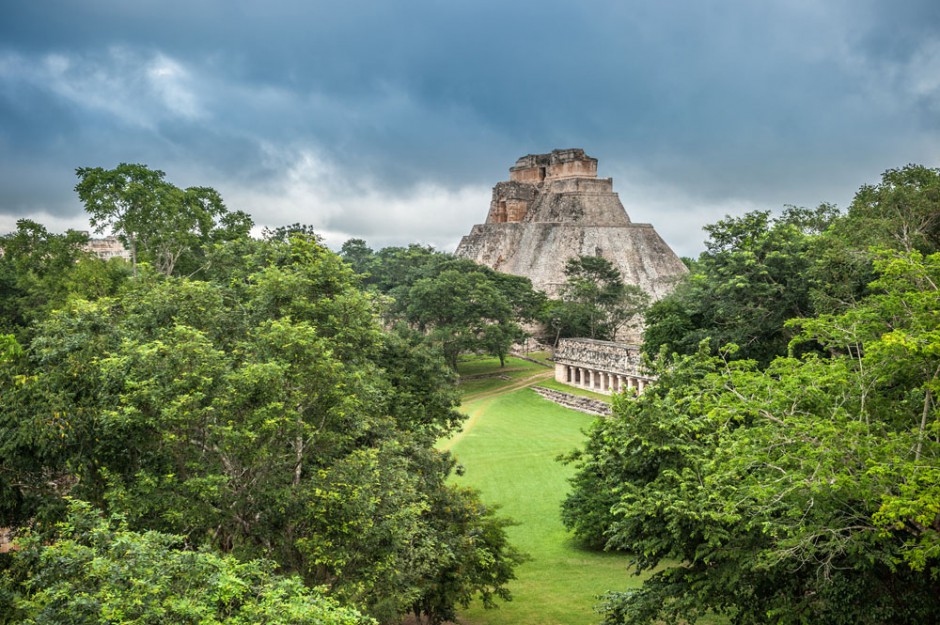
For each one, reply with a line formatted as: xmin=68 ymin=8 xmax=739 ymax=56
xmin=553 ymin=338 xmax=644 ymax=377
xmin=552 ymin=338 xmax=653 ymax=395
xmin=486 ymin=181 xmax=538 ymax=223
xmin=510 ymin=149 xmax=598 ymax=182
xmin=531 ymin=386 xmax=612 ymax=416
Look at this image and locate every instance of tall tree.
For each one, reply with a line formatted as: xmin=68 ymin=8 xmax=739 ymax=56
xmin=839 ymin=163 xmax=940 ymax=254
xmin=75 ymin=163 xmax=252 ymax=277
xmin=643 ymin=206 xmax=837 ymax=365
xmin=405 ymin=268 xmax=521 ymax=368
xmin=548 ymin=255 xmax=648 ymax=343
xmin=74 ymin=163 xmax=165 ymax=276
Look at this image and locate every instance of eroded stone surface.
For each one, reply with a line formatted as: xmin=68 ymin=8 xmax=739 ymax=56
xmin=553 ymin=338 xmax=645 ymax=377
xmin=531 ymin=386 xmax=612 ymax=417
xmin=552 ymin=338 xmax=653 ymax=395
xmin=455 ymin=149 xmax=687 ymax=300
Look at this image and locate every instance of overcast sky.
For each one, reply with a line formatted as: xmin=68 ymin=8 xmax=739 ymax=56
xmin=2 ymin=1 xmax=939 ymax=257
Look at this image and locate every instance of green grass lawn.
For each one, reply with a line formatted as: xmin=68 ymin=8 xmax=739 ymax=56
xmin=456 ymin=355 xmax=552 ymax=397
xmin=444 ymin=364 xmax=644 ymax=625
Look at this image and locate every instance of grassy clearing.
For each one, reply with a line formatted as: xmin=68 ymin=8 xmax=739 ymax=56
xmin=445 ymin=360 xmax=643 ymax=625
xmin=456 ymin=355 xmax=552 ymax=398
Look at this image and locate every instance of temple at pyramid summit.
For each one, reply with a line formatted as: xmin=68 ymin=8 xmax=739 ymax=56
xmin=454 ymin=149 xmax=688 ymax=301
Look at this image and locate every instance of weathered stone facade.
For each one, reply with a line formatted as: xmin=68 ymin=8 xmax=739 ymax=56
xmin=455 ymin=148 xmax=687 ymax=301
xmin=553 ymin=338 xmax=651 ymax=395
xmin=83 ymin=235 xmax=131 ymax=261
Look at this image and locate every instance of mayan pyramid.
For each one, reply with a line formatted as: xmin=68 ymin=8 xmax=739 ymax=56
xmin=455 ymin=148 xmax=687 ymax=300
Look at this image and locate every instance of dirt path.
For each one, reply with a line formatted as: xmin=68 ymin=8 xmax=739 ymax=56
xmin=441 ymin=370 xmax=554 ymax=452
xmin=461 ymin=370 xmax=554 ymax=404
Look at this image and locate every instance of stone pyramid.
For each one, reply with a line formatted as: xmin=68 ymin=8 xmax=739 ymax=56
xmin=455 ymin=149 xmax=687 ymax=300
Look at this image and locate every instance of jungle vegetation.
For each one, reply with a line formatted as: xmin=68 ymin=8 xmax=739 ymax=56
xmin=562 ymin=164 xmax=940 ymax=624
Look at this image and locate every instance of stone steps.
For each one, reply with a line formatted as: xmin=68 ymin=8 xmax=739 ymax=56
xmin=531 ymin=386 xmax=612 ymax=417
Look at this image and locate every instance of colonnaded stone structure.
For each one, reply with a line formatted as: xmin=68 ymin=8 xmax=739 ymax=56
xmin=553 ymin=338 xmax=651 ymax=395
xmin=454 ymin=148 xmax=687 ymax=300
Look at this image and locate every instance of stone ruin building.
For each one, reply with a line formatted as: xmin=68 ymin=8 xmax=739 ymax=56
xmin=455 ymin=149 xmax=688 ymax=394
xmin=82 ymin=234 xmax=132 ymax=261
xmin=454 ymin=148 xmax=687 ymax=301
xmin=553 ymin=338 xmax=651 ymax=395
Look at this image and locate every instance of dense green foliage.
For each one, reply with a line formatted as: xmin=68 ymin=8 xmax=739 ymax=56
xmin=644 ymin=165 xmax=940 ymax=365
xmin=562 ymin=166 xmax=940 ymax=624
xmin=545 ymin=255 xmax=648 ymax=344
xmin=339 ymin=241 xmax=544 ymax=367
xmin=642 ymin=205 xmax=838 ymax=364
xmin=0 ymin=220 xmax=129 ymax=340
xmin=75 ymin=163 xmax=253 ymax=277
xmin=0 ymin=173 xmax=525 ymax=625
xmin=0 ymin=500 xmax=370 ymax=625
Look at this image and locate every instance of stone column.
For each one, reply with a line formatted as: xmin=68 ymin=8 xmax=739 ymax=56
xmin=555 ymin=363 xmax=568 ymax=384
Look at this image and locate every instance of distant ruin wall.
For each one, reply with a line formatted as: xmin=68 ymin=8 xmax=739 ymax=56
xmin=554 ymin=338 xmax=645 ymax=378
xmin=552 ymin=338 xmax=653 ymax=395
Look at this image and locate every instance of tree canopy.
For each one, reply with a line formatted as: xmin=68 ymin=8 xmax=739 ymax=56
xmin=75 ymin=163 xmax=253 ymax=277
xmin=0 ymin=500 xmax=371 ymax=625
xmin=561 ymin=168 xmax=940 ymax=624
xmin=339 ymin=242 xmax=544 ymax=367
xmin=1 ymin=171 xmax=526 ymax=625
xmin=545 ymin=255 xmax=648 ymax=344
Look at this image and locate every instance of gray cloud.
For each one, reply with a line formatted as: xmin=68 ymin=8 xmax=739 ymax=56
xmin=1 ymin=0 xmax=939 ymax=257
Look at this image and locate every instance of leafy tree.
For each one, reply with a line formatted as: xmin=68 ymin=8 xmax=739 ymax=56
xmin=0 ymin=220 xmax=125 ymax=336
xmin=339 ymin=238 xmax=375 ymax=277
xmin=0 ymin=234 xmax=524 ymax=624
xmin=405 ymin=269 xmax=521 ymax=368
xmin=547 ymin=255 xmax=648 ymax=343
xmin=643 ymin=206 xmax=837 ymax=365
xmin=563 ymin=250 xmax=940 ymax=624
xmin=364 ymin=244 xmax=446 ymax=296
xmin=838 ymin=163 xmax=940 ymax=254
xmin=74 ymin=163 xmax=162 ymax=275
xmin=341 ymin=241 xmax=543 ymax=367
xmin=75 ymin=163 xmax=252 ymax=277
xmin=0 ymin=499 xmax=371 ymax=625
xmin=806 ymin=164 xmax=940 ymax=316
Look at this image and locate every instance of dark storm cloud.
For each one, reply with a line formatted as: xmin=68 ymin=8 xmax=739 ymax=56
xmin=1 ymin=0 xmax=938 ymax=255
